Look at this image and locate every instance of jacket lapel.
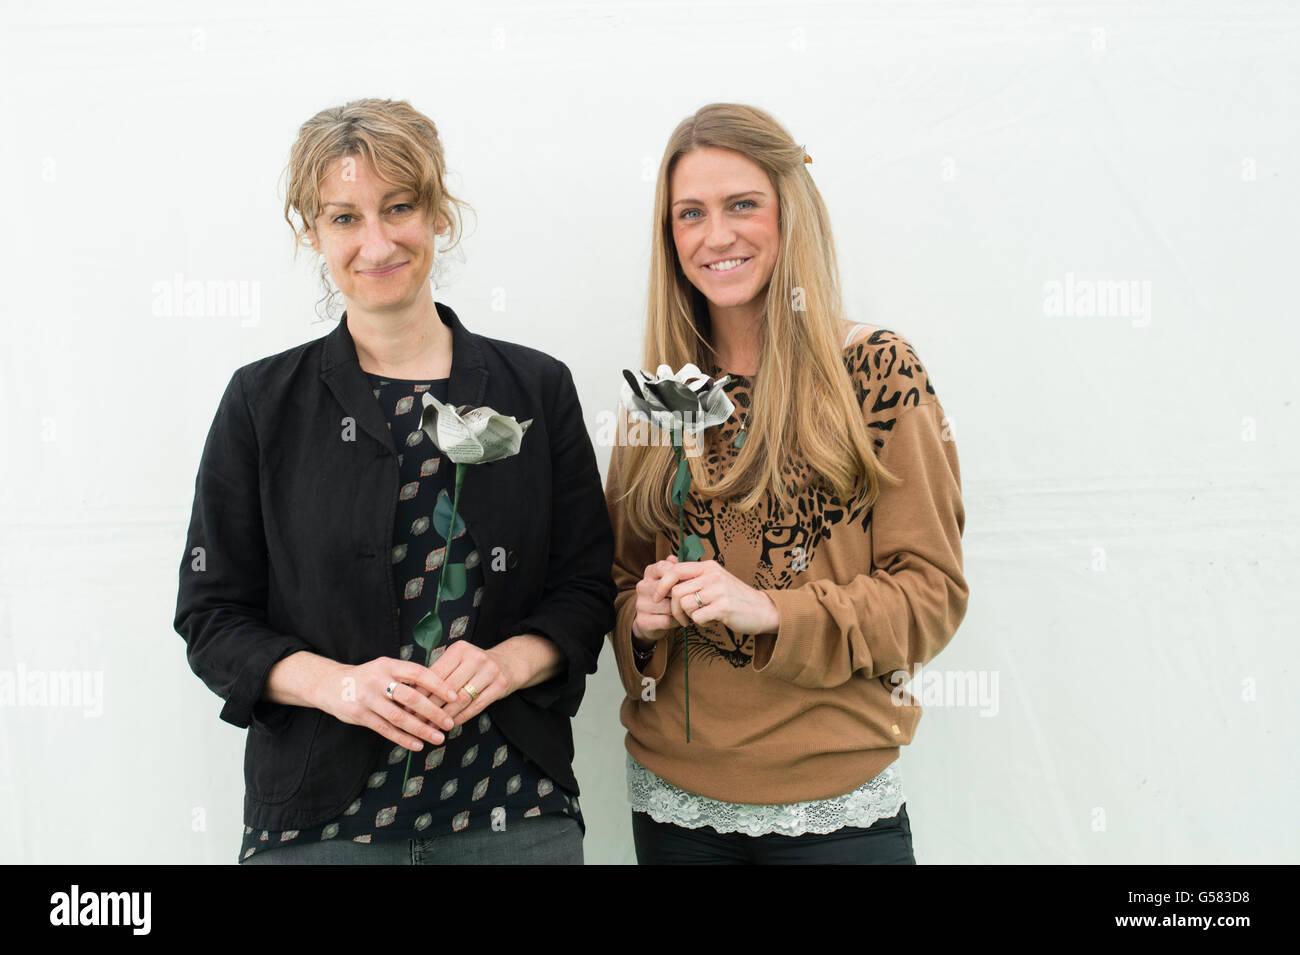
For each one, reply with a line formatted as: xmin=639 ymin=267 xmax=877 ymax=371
xmin=436 ymin=302 xmax=492 ymax=538
xmin=439 ymin=301 xmax=488 ymax=409
xmin=319 ymin=312 xmax=396 ymax=454
xmin=318 ymin=302 xmax=489 ymax=456
xmin=318 ymin=303 xmax=498 ymax=547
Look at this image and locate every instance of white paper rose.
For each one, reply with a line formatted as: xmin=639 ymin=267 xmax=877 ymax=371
xmin=401 ymin=392 xmax=531 ymax=790
xmin=619 ymin=364 xmax=734 ymax=436
xmin=419 ymin=393 xmax=532 ymax=464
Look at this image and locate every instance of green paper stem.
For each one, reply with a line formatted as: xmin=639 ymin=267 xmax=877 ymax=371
xmin=673 ymin=435 xmax=691 ymax=743
xmin=404 ymin=460 xmax=467 ymax=790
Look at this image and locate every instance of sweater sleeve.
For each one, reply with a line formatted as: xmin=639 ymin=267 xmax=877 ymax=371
xmin=752 ymin=399 xmax=967 ymax=688
xmin=604 ymin=433 xmax=670 ymax=699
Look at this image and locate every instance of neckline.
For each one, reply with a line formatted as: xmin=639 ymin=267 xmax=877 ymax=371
xmin=710 ymin=367 xmax=751 ymax=384
xmin=365 ymin=371 xmax=449 ymax=385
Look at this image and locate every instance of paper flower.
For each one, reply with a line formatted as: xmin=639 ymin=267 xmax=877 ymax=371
xmin=419 ymin=394 xmax=532 ymax=464
xmin=401 ymin=396 xmax=530 ymax=790
xmin=619 ymin=364 xmax=736 ymax=743
xmin=620 ymin=364 xmax=734 ymax=436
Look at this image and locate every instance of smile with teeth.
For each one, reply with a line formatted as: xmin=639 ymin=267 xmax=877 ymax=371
xmin=705 ymin=257 xmax=749 ymax=272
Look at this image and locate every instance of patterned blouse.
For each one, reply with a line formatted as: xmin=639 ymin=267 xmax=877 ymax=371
xmin=238 ymin=373 xmax=580 ymax=862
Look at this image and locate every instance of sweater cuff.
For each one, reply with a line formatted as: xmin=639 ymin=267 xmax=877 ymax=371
xmin=752 ymin=586 xmax=846 ymax=684
xmin=612 ymin=597 xmax=668 ymax=695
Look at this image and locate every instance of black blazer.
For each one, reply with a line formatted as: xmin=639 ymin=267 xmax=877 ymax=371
xmin=173 ymin=302 xmax=615 ymax=832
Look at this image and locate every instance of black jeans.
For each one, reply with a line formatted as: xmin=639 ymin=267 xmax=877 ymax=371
xmin=240 ymin=814 xmax=583 ymax=865
xmin=632 ymin=803 xmax=916 ymax=865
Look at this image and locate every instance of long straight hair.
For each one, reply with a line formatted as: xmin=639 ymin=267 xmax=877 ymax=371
xmin=617 ymin=103 xmax=901 ymax=541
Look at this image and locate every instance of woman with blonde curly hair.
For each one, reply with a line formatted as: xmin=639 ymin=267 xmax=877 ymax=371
xmin=175 ymin=98 xmax=614 ymax=864
xmin=605 ymin=103 xmax=969 ymax=864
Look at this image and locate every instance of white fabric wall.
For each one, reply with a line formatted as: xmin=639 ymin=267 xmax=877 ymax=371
xmin=1 ymin=0 xmax=1295 ymax=864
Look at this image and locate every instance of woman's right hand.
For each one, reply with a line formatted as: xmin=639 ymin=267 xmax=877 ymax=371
xmin=632 ymin=555 xmax=683 ymax=645
xmin=311 ymin=657 xmax=461 ymax=753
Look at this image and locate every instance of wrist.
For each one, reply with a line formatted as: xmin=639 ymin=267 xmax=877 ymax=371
xmin=490 ymin=634 xmax=561 ymax=691
xmin=760 ymin=592 xmax=781 ymax=636
xmin=630 ymin=625 xmax=655 ymax=653
xmin=485 ymin=642 xmax=524 ymax=693
xmin=305 ymin=657 xmax=345 ymax=711
xmin=631 ymin=634 xmax=657 ymax=672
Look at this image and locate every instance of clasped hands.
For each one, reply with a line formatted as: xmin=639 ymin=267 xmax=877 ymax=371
xmin=632 ymin=555 xmax=780 ymax=644
xmin=316 ymin=641 xmax=518 ymax=754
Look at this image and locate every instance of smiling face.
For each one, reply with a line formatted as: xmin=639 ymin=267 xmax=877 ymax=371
xmin=309 ymin=154 xmax=440 ymax=316
xmin=669 ymin=146 xmax=781 ymax=324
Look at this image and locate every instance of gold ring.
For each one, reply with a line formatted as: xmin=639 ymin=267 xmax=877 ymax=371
xmin=463 ymin=683 xmax=479 ymax=701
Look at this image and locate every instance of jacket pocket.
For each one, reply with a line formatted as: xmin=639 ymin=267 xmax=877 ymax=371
xmin=243 ymin=706 xmax=323 ymax=803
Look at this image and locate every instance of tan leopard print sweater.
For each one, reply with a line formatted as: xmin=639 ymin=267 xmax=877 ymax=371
xmin=604 ymin=327 xmax=968 ymax=804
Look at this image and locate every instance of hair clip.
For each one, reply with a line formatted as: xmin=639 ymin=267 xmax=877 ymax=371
xmin=800 ymin=145 xmax=812 ymax=164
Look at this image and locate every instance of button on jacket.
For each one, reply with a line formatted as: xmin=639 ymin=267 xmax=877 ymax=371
xmin=173 ymin=302 xmax=616 ymax=832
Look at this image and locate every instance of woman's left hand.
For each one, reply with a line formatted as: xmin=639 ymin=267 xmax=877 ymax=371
xmin=416 ymin=640 xmax=520 ymax=727
xmin=653 ymin=559 xmax=781 ymax=636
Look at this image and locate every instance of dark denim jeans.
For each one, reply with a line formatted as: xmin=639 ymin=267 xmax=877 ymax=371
xmin=239 ymin=814 xmax=582 ymax=865
xmin=632 ymin=802 xmax=916 ymax=864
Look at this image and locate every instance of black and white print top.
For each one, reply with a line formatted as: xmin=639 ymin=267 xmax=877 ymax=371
xmin=238 ymin=373 xmax=580 ymax=862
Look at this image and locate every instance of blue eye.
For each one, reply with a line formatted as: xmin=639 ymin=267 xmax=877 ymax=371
xmin=677 ymin=200 xmax=756 ymax=220
xmin=330 ymin=203 xmax=413 ymax=226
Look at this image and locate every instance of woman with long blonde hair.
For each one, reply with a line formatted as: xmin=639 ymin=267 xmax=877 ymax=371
xmin=605 ymin=103 xmax=969 ymax=864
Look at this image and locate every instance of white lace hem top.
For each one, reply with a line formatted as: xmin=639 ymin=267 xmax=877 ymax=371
xmin=627 ymin=752 xmax=904 ymax=837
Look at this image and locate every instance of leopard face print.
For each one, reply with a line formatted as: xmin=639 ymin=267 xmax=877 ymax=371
xmin=676 ymin=329 xmax=937 ymax=668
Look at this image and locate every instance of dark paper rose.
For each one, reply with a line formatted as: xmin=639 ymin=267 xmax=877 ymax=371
xmin=620 ymin=363 xmax=733 ymax=436
xmin=619 ymin=364 xmax=735 ymax=742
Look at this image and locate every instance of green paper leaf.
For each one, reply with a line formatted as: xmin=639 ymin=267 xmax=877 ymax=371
xmin=439 ymin=562 xmax=467 ymax=600
xmin=680 ymin=534 xmax=704 ymax=562
xmin=433 ymin=490 xmax=466 ymax=538
xmin=670 ymin=456 xmax=692 ymax=507
xmin=414 ymin=611 xmax=443 ymax=654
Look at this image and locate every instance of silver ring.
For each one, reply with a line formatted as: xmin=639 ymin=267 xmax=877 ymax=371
xmin=693 ymin=592 xmax=707 ymax=610
xmin=384 ymin=681 xmax=398 ymax=699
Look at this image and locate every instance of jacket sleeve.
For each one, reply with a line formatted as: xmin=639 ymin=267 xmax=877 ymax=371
xmin=504 ymin=360 xmax=617 ymax=716
xmin=604 ymin=427 xmax=670 ymax=698
xmin=753 ymin=399 xmax=968 ymax=688
xmin=173 ymin=368 xmax=316 ymax=734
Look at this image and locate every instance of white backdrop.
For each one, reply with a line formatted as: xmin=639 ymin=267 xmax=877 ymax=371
xmin=1 ymin=0 xmax=1296 ymax=865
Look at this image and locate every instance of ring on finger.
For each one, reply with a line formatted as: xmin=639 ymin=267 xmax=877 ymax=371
xmin=384 ymin=680 xmax=399 ymax=699
xmin=463 ymin=682 xmax=479 ymax=701
xmin=693 ymin=591 xmax=708 ymax=611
